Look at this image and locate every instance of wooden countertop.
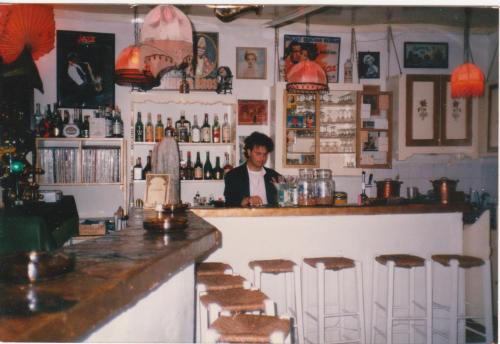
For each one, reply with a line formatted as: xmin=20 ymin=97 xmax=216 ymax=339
xmin=191 ymin=203 xmax=469 ymax=217
xmin=0 ymin=211 xmax=221 ymax=342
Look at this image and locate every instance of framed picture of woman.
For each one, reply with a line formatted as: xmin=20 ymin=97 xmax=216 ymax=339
xmin=358 ymin=52 xmax=380 ymax=79
xmin=236 ymin=47 xmax=266 ymax=79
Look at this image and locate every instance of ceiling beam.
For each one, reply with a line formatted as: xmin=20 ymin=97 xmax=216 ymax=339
xmin=264 ymin=6 xmax=325 ymax=28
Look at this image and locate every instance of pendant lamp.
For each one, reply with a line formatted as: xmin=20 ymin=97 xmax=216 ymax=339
xmin=286 ymin=59 xmax=328 ymax=94
xmin=451 ymin=8 xmax=484 ymax=98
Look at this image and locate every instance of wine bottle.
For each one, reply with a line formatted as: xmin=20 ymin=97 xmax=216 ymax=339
xmin=203 ymin=151 xmax=213 ymax=180
xmin=104 ymin=106 xmax=113 ymax=138
xmin=213 ymin=156 xmax=224 ymax=180
xmin=82 ymin=115 xmax=90 ymax=138
xmin=191 ymin=114 xmax=201 ymax=143
xmin=142 ymin=150 xmax=152 ymax=179
xmin=185 ymin=151 xmax=194 ymax=180
xmin=133 ymin=157 xmax=143 ymax=180
xmin=135 ymin=112 xmax=144 ymax=142
xmin=52 ymin=109 xmax=63 ymax=137
xmin=212 ymin=114 xmax=220 ymax=143
xmin=145 ymin=112 xmax=154 ymax=142
xmin=223 ymin=152 xmax=233 ymax=175
xmin=155 ymin=114 xmax=164 ymax=142
xmin=33 ymin=103 xmax=42 ymax=135
xmin=194 ymin=152 xmax=203 ymax=180
xmin=221 ymin=112 xmax=230 ymax=143
xmin=179 ymin=151 xmax=187 ymax=180
xmin=112 ymin=109 xmax=124 ymax=138
xmin=164 ymin=117 xmax=175 ymax=138
xmin=201 ymin=113 xmax=211 ymax=143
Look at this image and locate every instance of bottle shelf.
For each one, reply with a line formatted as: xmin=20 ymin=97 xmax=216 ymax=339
xmin=133 ymin=141 xmax=235 ymax=147
xmin=133 ymin=179 xmax=224 ymax=184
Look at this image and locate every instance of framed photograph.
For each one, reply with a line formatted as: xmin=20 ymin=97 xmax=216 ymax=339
xmin=488 ymin=84 xmax=498 ymax=152
xmin=404 ymin=42 xmax=448 ymax=69
xmin=284 ymin=35 xmax=341 ymax=83
xmin=158 ymin=32 xmax=219 ymax=91
xmin=236 ymin=47 xmax=266 ymax=79
xmin=57 ymin=30 xmax=115 ymax=109
xmin=238 ymin=99 xmax=268 ymax=125
xmin=144 ymin=174 xmax=171 ymax=208
xmin=358 ymin=52 xmax=380 ymax=79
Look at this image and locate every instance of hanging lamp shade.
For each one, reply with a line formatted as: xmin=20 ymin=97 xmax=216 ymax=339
xmin=114 ymin=45 xmax=156 ymax=87
xmin=139 ymin=5 xmax=193 ymax=78
xmin=0 ymin=5 xmax=10 ymax=38
xmin=286 ymin=60 xmax=329 ymax=94
xmin=451 ymin=62 xmax=485 ymax=98
xmin=0 ymin=4 xmax=55 ymax=64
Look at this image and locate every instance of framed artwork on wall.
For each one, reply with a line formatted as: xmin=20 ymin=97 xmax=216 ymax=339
xmin=404 ymin=42 xmax=448 ymax=68
xmin=358 ymin=52 xmax=380 ymax=79
xmin=283 ymin=34 xmax=341 ymax=83
xmin=236 ymin=47 xmax=266 ymax=79
xmin=238 ymin=99 xmax=268 ymax=125
xmin=57 ymin=30 xmax=115 ymax=109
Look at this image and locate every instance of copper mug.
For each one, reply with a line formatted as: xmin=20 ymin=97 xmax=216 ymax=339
xmin=431 ymin=178 xmax=458 ymax=204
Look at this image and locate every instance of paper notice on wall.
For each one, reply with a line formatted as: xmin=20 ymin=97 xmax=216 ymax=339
xmin=361 ymin=103 xmax=371 ymax=118
xmin=374 ymin=118 xmax=388 ymax=129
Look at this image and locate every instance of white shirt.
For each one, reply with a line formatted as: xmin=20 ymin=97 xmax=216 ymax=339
xmin=247 ymin=167 xmax=267 ymax=205
xmin=68 ymin=63 xmax=86 ymax=86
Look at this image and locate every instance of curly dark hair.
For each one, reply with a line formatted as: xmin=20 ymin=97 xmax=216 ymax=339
xmin=243 ymin=131 xmax=274 ymax=159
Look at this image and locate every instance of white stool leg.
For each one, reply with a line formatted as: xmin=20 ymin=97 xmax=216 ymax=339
xmin=293 ymin=264 xmax=305 ymax=344
xmin=449 ymin=259 xmax=459 ymax=344
xmin=425 ymin=259 xmax=432 ymax=344
xmin=370 ymin=258 xmax=379 ymax=344
xmin=195 ymin=285 xmax=207 ymax=343
xmin=253 ymin=265 xmax=263 ymax=289
xmin=482 ymin=259 xmax=494 ymax=343
xmin=355 ymin=261 xmax=366 ymax=344
xmin=410 ymin=267 xmax=415 ymax=344
xmin=339 ymin=268 xmax=344 ymax=341
xmin=317 ymin=262 xmax=326 ymax=344
xmin=386 ymin=261 xmax=395 ymax=344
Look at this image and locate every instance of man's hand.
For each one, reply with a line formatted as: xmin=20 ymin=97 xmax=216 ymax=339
xmin=241 ymin=196 xmax=263 ymax=207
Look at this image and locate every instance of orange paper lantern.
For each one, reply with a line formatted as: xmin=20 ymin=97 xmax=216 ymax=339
xmin=114 ymin=45 xmax=157 ymax=89
xmin=451 ymin=62 xmax=485 ymax=98
xmin=286 ymin=60 xmax=328 ymax=94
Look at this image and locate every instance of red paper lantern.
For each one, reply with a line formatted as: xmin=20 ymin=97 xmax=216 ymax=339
xmin=286 ymin=60 xmax=329 ymax=94
xmin=451 ymin=62 xmax=485 ymax=98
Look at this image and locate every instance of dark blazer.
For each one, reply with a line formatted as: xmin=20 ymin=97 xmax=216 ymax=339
xmin=224 ymin=163 xmax=281 ymax=207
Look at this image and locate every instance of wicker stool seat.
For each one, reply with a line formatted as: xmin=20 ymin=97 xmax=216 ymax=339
xmin=200 ymin=288 xmax=270 ymax=313
xmin=249 ymin=259 xmax=295 ymax=273
xmin=375 ymin=254 xmax=425 ymax=268
xmin=207 ymin=314 xmax=291 ymax=343
xmin=431 ymin=254 xmax=484 ymax=268
xmin=303 ymin=256 xmax=355 ymax=270
xmin=197 ymin=262 xmax=233 ymax=276
xmin=197 ymin=274 xmax=247 ymax=291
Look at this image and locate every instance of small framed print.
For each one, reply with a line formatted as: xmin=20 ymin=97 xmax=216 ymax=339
xmin=404 ymin=42 xmax=448 ymax=69
xmin=144 ymin=174 xmax=171 ymax=208
xmin=238 ymin=99 xmax=268 ymax=125
xmin=236 ymin=47 xmax=266 ymax=79
xmin=358 ymin=52 xmax=380 ymax=79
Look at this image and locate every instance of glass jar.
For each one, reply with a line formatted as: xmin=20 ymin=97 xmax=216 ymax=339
xmin=334 ymin=191 xmax=348 ymax=205
xmin=315 ymin=169 xmax=334 ymax=206
xmin=297 ymin=169 xmax=316 ymax=206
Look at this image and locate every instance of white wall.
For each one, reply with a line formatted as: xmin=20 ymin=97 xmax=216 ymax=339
xmin=33 ymin=7 xmax=498 ymax=215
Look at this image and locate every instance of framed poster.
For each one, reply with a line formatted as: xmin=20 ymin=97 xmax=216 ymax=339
xmin=144 ymin=174 xmax=171 ymax=208
xmin=284 ymin=35 xmax=340 ymax=83
xmin=488 ymin=84 xmax=498 ymax=152
xmin=158 ymin=32 xmax=219 ymax=91
xmin=358 ymin=52 xmax=380 ymax=79
xmin=404 ymin=42 xmax=448 ymax=68
xmin=236 ymin=47 xmax=266 ymax=79
xmin=238 ymin=100 xmax=268 ymax=125
xmin=57 ymin=30 xmax=115 ymax=109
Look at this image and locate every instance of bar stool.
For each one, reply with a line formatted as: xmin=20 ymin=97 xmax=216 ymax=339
xmin=302 ymin=257 xmax=365 ymax=344
xmin=431 ymin=254 xmax=493 ymax=344
xmin=371 ymin=254 xmax=432 ymax=344
xmin=199 ymin=288 xmax=276 ymax=342
xmin=196 ymin=262 xmax=233 ymax=277
xmin=249 ymin=259 xmax=304 ymax=343
xmin=205 ymin=314 xmax=292 ymax=344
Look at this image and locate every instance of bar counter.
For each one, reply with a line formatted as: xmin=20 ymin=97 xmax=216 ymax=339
xmin=0 ymin=211 xmax=221 ymax=342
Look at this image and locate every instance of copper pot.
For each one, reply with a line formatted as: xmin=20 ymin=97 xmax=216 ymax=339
xmin=376 ymin=179 xmax=403 ymax=199
xmin=431 ymin=178 xmax=459 ymax=204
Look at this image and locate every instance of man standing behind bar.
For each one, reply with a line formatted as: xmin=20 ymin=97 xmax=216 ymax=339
xmin=224 ymin=132 xmax=281 ymax=207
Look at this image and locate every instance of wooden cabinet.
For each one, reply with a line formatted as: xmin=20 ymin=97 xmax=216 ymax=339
xmin=387 ymin=74 xmax=478 ymax=160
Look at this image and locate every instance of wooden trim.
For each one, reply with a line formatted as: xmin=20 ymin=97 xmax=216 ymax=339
xmin=487 ymin=83 xmax=498 ymax=152
xmin=440 ymin=75 xmax=472 ymax=146
xmin=406 ymin=75 xmax=440 ymax=146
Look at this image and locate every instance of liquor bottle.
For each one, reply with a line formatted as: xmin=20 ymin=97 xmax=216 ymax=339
xmin=39 ymin=110 xmax=50 ymax=138
xmin=213 ymin=156 xmax=224 ymax=180
xmin=34 ymin=103 xmax=42 ymax=136
xmin=112 ymin=109 xmax=124 ymax=138
xmin=45 ymin=104 xmax=54 ymax=137
xmin=135 ymin=112 xmax=144 ymax=142
xmin=62 ymin=110 xmax=80 ymax=138
xmin=212 ymin=115 xmax=220 ymax=143
xmin=175 ymin=111 xmax=190 ymax=142
xmin=203 ymin=151 xmax=213 ymax=180
xmin=191 ymin=114 xmax=201 ymax=143
xmin=145 ymin=112 xmax=154 ymax=142
xmin=164 ymin=117 xmax=175 ymax=138
xmin=358 ymin=171 xmax=368 ymax=205
xmin=104 ymin=106 xmax=113 ymax=138
xmin=193 ymin=151 xmax=203 ymax=180
xmin=223 ymin=152 xmax=233 ymax=175
xmin=201 ymin=113 xmax=211 ymax=143
xmin=142 ymin=150 xmax=152 ymax=179
xmin=52 ymin=109 xmax=63 ymax=137
xmin=185 ymin=151 xmax=194 ymax=180
xmin=133 ymin=157 xmax=143 ymax=180
xmin=62 ymin=109 xmax=69 ymax=125
xmin=221 ymin=112 xmax=230 ymax=143
xmin=155 ymin=114 xmax=164 ymax=142
xmin=179 ymin=151 xmax=187 ymax=180
xmin=82 ymin=115 xmax=90 ymax=138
